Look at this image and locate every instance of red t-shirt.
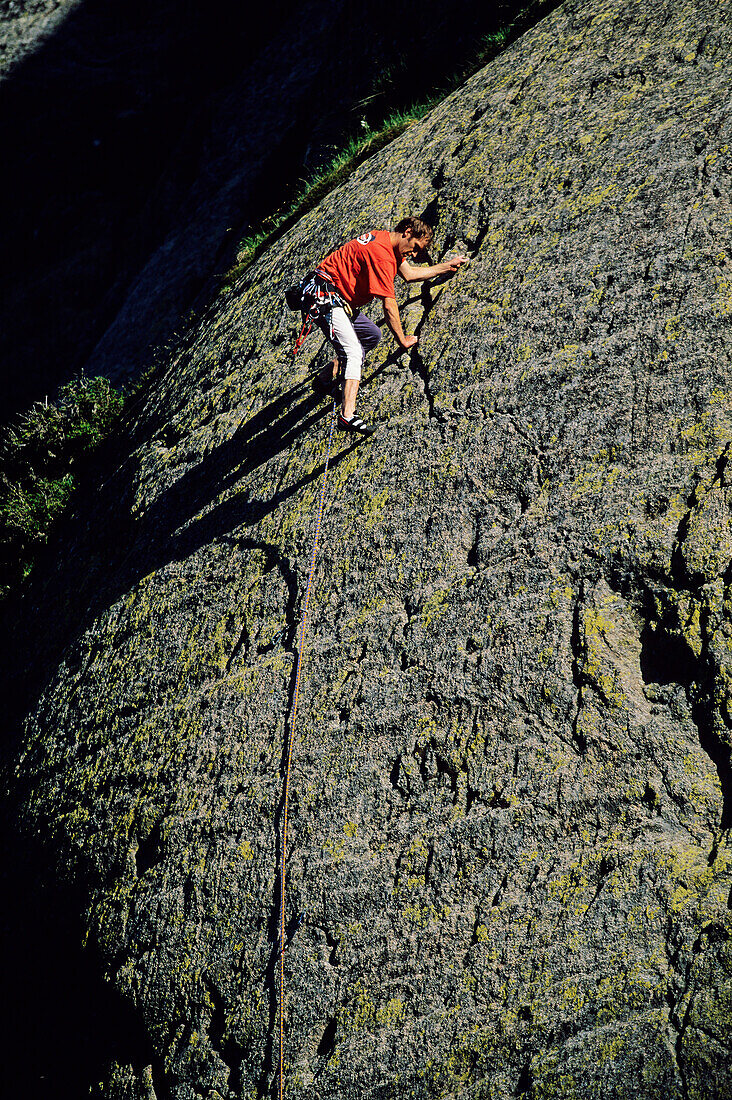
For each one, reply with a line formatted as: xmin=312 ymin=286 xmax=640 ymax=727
xmin=317 ymin=230 xmax=397 ymax=309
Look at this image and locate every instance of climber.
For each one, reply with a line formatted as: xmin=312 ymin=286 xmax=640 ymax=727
xmin=298 ymin=216 xmax=466 ymax=435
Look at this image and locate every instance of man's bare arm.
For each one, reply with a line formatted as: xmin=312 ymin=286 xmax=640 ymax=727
xmin=398 ymin=255 xmax=467 ymax=283
xmin=382 ymin=296 xmax=418 ymax=349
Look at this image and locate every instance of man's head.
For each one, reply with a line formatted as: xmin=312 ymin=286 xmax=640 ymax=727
xmin=393 ymin=216 xmax=433 ymax=260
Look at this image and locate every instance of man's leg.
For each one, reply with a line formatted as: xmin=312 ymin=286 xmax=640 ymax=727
xmin=328 ymin=308 xmax=364 ymax=416
xmin=341 ymin=312 xmax=381 ymax=417
xmin=315 ymin=308 xmax=377 ymax=433
xmin=342 ymin=378 xmax=359 ymax=419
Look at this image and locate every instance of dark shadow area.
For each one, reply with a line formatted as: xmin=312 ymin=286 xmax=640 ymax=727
xmin=317 ymin=1017 xmax=337 ymax=1057
xmin=639 ymin=624 xmax=697 ymax=686
xmin=2 ymin=366 xmax=355 ymax=722
xmin=0 ymin=0 xmax=294 ymax=419
xmin=0 ymin=821 xmax=159 ymax=1099
xmin=0 ymin=0 xmax=562 ymax=422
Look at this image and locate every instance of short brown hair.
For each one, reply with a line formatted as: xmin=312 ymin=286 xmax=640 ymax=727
xmin=394 ymin=216 xmax=434 ymax=243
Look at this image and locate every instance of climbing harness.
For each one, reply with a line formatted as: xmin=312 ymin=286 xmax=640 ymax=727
xmin=278 ymin=396 xmax=337 ymax=1100
xmin=287 ymin=271 xmax=353 ymax=359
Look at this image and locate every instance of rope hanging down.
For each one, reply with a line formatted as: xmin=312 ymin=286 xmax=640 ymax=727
xmin=279 ymin=397 xmax=337 ymax=1100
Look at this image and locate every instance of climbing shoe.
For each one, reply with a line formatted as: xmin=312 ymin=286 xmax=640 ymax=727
xmin=337 ymin=413 xmax=376 ymax=436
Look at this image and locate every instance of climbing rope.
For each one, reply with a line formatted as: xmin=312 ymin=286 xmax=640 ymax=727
xmin=278 ymin=395 xmax=337 ymax=1100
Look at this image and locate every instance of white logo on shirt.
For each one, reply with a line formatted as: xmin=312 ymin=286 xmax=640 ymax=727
xmin=357 ymin=232 xmax=376 ymax=244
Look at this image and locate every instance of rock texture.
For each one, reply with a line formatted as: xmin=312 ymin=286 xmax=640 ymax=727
xmin=4 ymin=0 xmax=732 ymax=1097
xmin=0 ymin=0 xmax=76 ymax=78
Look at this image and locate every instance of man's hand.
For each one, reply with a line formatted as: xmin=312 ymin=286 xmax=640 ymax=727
xmin=398 ymin=255 xmax=468 ymax=282
xmin=401 ymin=334 xmax=418 ymax=350
xmin=442 ymin=254 xmax=468 ymax=274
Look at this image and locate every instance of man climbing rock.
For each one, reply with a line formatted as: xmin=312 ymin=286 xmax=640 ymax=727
xmin=300 ymin=217 xmax=466 ymax=435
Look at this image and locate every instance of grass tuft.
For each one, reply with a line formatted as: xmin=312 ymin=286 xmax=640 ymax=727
xmin=221 ymin=108 xmax=432 ymax=287
xmin=0 ymin=375 xmax=125 ymax=596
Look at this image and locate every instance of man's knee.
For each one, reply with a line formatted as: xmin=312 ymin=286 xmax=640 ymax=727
xmin=354 ymin=314 xmax=381 ymax=351
xmin=344 ymin=357 xmax=362 ymax=381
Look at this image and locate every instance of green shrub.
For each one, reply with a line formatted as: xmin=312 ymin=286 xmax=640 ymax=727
xmin=0 ymin=375 xmax=125 ymax=595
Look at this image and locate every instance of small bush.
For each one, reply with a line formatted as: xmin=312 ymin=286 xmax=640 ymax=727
xmin=0 ymin=375 xmax=125 ymax=595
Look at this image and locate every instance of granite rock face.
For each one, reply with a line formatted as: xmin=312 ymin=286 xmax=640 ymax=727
xmin=6 ymin=0 xmax=732 ymax=1097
